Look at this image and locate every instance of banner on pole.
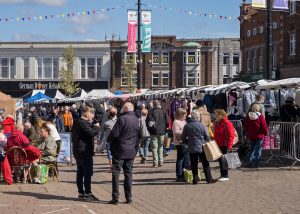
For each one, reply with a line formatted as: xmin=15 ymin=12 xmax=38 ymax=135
xmin=252 ymin=0 xmax=266 ymax=8
xmin=128 ymin=10 xmax=137 ymax=53
xmin=142 ymin=10 xmax=152 ymax=53
xmin=273 ymin=0 xmax=289 ymax=10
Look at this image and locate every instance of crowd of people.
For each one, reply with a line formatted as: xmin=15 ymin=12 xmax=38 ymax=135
xmin=0 ymin=94 xmax=299 ymax=204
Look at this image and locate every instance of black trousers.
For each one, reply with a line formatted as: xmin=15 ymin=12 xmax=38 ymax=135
xmin=76 ymin=156 xmax=93 ymax=194
xmin=218 ymin=146 xmax=229 ymax=178
xmin=112 ymin=158 xmax=134 ymax=201
xmin=189 ymin=152 xmax=213 ymax=183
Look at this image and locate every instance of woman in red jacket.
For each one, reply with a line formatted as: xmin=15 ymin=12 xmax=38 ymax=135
xmin=245 ymin=104 xmax=268 ymax=168
xmin=214 ymin=109 xmax=234 ymax=182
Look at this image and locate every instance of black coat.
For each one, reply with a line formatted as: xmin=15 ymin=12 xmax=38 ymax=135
xmin=280 ymin=104 xmax=300 ymax=122
xmin=95 ymin=107 xmax=107 ymax=124
xmin=108 ymin=112 xmax=139 ymax=159
xmin=71 ymin=118 xmax=100 ymax=159
xmin=146 ymin=107 xmax=168 ymax=135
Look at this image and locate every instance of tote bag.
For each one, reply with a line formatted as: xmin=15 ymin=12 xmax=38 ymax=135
xmin=203 ymin=140 xmax=223 ymax=161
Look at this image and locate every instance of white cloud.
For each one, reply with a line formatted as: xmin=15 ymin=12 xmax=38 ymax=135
xmin=71 ymin=26 xmax=91 ymax=35
xmin=11 ymin=33 xmax=58 ymax=41
xmin=0 ymin=0 xmax=66 ymax=6
xmin=69 ymin=13 xmax=111 ymax=25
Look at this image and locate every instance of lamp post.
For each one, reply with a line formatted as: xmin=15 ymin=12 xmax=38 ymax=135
xmin=266 ymin=0 xmax=273 ymax=80
xmin=136 ymin=0 xmax=142 ymax=92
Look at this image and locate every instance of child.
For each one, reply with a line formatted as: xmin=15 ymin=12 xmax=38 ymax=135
xmin=139 ymin=109 xmax=151 ymax=164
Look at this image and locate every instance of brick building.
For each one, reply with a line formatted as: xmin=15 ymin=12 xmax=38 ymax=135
xmin=240 ymin=1 xmax=300 ymax=82
xmin=110 ymin=36 xmax=240 ymax=91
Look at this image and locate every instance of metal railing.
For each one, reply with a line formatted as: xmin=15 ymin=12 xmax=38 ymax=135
xmin=265 ymin=121 xmax=300 ymax=167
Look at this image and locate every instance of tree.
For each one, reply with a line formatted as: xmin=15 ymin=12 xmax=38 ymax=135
xmin=59 ymin=45 xmax=80 ymax=97
xmin=121 ymin=56 xmax=137 ymax=94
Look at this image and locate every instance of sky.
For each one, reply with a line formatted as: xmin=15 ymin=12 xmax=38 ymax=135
xmin=0 ymin=0 xmax=243 ymax=42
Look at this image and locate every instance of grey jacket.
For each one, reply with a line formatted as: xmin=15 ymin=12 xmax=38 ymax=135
xmin=36 ymin=136 xmax=57 ymax=162
xmin=139 ymin=116 xmax=150 ymax=138
xmin=101 ymin=117 xmax=118 ymax=143
xmin=181 ymin=118 xmax=210 ymax=153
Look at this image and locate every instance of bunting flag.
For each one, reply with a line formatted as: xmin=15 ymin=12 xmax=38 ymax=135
xmin=142 ymin=10 xmax=152 ymax=53
xmin=127 ymin=10 xmax=137 ymax=53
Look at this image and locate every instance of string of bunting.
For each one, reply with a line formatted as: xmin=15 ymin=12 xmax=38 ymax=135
xmin=144 ymin=4 xmax=239 ymax=22
xmin=0 ymin=3 xmax=239 ymax=24
xmin=0 ymin=4 xmax=135 ymax=23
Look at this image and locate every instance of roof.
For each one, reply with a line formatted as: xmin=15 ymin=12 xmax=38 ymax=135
xmin=182 ymin=42 xmax=201 ymax=47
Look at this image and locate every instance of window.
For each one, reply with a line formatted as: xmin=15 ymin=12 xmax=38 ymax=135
xmin=0 ymin=58 xmax=9 ymax=79
xmin=187 ymin=73 xmax=196 ymax=86
xmin=233 ymin=54 xmax=239 ymax=65
xmin=10 ymin=58 xmax=15 ymax=79
xmin=247 ymin=30 xmax=251 ymax=37
xmin=290 ymin=33 xmax=296 ymax=56
xmin=123 ymin=53 xmax=136 ymax=64
xmin=253 ymin=28 xmax=257 ymax=36
xmin=80 ymin=57 xmax=102 ymax=79
xmin=290 ymin=0 xmax=296 ymax=14
xmin=121 ymin=73 xmax=128 ymax=86
xmin=161 ymin=73 xmax=169 ymax=86
xmin=184 ymin=52 xmax=196 ymax=64
xmin=247 ymin=50 xmax=251 ymax=73
xmin=223 ymin=53 xmax=230 ymax=64
xmin=23 ymin=58 xmax=29 ymax=79
xmin=259 ymin=47 xmax=264 ymax=71
xmin=272 ymin=22 xmax=277 ymax=30
xmin=252 ymin=49 xmax=256 ymax=73
xmin=162 ymin=52 xmax=169 ymax=64
xmin=152 ymin=73 xmax=159 ymax=86
xmin=121 ymin=72 xmax=137 ymax=86
xmin=152 ymin=52 xmax=159 ymax=64
xmin=259 ymin=26 xmax=264 ymax=34
xmin=37 ymin=58 xmax=58 ymax=79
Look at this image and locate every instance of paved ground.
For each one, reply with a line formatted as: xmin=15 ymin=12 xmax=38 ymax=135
xmin=0 ymin=151 xmax=300 ymax=214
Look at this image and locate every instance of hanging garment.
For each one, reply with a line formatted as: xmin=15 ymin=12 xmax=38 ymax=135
xmin=203 ymin=95 xmax=215 ymax=112
xmin=228 ymin=92 xmax=238 ymax=107
xmin=213 ymin=93 xmax=227 ymax=111
xmin=244 ymin=90 xmax=257 ymax=113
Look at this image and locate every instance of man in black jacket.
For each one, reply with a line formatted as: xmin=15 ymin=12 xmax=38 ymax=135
xmin=71 ymin=106 xmax=100 ymax=202
xmin=146 ymin=100 xmax=168 ymax=167
xmin=108 ymin=102 xmax=139 ymax=205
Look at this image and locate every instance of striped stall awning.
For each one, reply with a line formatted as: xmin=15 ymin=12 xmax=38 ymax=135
xmin=205 ymin=82 xmax=251 ymax=95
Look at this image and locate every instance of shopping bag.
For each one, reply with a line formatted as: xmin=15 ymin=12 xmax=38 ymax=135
xmin=223 ymin=153 xmax=241 ymax=169
xmin=203 ymin=141 xmax=223 ymax=161
xmin=33 ymin=164 xmax=49 ymax=184
xmin=183 ymin=169 xmax=202 ymax=184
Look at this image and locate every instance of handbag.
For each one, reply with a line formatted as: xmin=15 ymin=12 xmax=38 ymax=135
xmin=222 ymin=152 xmax=241 ymax=170
xmin=183 ymin=169 xmax=202 ymax=184
xmin=203 ymin=140 xmax=223 ymax=161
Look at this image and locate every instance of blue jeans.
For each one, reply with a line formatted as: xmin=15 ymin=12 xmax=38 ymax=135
xmin=175 ymin=145 xmax=189 ymax=179
xmin=247 ymin=139 xmax=264 ymax=167
xmin=139 ymin=138 xmax=150 ymax=159
xmin=106 ymin=143 xmax=112 ymax=160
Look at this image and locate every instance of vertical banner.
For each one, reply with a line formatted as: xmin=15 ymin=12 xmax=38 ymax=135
xmin=128 ymin=10 xmax=137 ymax=53
xmin=252 ymin=0 xmax=267 ymax=8
xmin=273 ymin=0 xmax=289 ymax=10
xmin=142 ymin=10 xmax=152 ymax=53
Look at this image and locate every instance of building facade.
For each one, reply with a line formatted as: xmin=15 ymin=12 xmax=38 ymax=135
xmin=240 ymin=1 xmax=300 ymax=82
xmin=0 ymin=42 xmax=110 ymax=97
xmin=110 ymin=36 xmax=240 ymax=91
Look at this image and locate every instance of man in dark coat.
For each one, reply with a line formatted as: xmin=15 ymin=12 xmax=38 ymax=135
xmin=146 ymin=100 xmax=168 ymax=167
xmin=71 ymin=106 xmax=100 ymax=202
xmin=108 ymin=102 xmax=139 ymax=205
